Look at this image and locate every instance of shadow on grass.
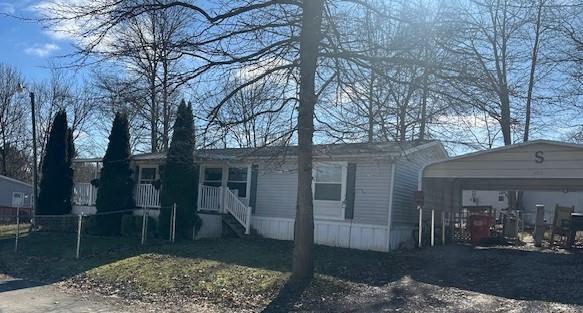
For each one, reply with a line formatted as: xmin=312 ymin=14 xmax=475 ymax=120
xmin=260 ymin=279 xmax=309 ymax=313
xmin=2 ymin=233 xmax=583 ymax=308
xmin=0 ymin=277 xmax=45 ymax=293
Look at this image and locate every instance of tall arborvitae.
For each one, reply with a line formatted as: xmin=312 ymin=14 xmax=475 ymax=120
xmin=37 ymin=110 xmax=73 ymax=215
xmin=64 ymin=127 xmax=75 ymax=213
xmin=95 ymin=112 xmax=134 ymax=235
xmin=159 ymin=100 xmax=200 ymax=239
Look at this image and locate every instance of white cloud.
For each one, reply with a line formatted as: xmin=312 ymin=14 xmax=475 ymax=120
xmin=0 ymin=2 xmax=15 ymax=15
xmin=31 ymin=0 xmax=94 ymax=42
xmin=24 ymin=43 xmax=60 ymax=57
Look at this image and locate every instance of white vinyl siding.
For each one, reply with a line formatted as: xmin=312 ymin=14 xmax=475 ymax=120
xmin=254 ymin=163 xmax=298 ymax=219
xmin=391 ymin=145 xmax=447 ymax=226
xmin=0 ymin=177 xmax=32 ymax=208
xmin=352 ymin=161 xmax=393 ymax=225
xmin=254 ymin=159 xmax=394 ymax=226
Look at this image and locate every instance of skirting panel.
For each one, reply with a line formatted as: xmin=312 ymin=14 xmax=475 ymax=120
xmin=389 ymin=224 xmax=416 ymax=250
xmin=196 ymin=213 xmax=223 ymax=239
xmin=251 ymin=216 xmax=389 ymax=252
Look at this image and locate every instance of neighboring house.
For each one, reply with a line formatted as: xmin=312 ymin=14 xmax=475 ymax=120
xmin=72 ymin=141 xmax=447 ymax=252
xmin=0 ymin=175 xmax=32 ymax=215
xmin=463 ymin=190 xmax=583 ymax=226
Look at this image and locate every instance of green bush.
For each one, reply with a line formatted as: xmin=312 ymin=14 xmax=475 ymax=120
xmin=120 ymin=215 xmax=157 ymax=238
xmin=95 ymin=112 xmax=134 ymax=235
xmin=83 ymin=215 xmax=100 ymax=236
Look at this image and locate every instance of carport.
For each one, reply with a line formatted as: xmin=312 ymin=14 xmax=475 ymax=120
xmin=417 ymin=140 xmax=583 ymax=246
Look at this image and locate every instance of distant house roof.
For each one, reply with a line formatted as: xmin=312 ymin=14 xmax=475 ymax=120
xmin=0 ymin=175 xmax=32 ymax=187
xmin=129 ymin=140 xmax=443 ymax=161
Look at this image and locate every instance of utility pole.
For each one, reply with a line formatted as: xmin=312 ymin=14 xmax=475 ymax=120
xmin=17 ymin=84 xmax=38 ymax=221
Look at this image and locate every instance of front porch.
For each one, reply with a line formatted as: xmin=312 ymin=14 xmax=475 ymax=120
xmin=72 ymin=182 xmax=252 ymax=235
xmin=73 ymin=182 xmax=161 ymax=209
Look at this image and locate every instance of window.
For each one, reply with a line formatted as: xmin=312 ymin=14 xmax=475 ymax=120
xmin=204 ymin=167 xmax=223 ymax=187
xmin=498 ymin=192 xmax=505 ymax=202
xmin=140 ymin=167 xmax=157 ymax=184
xmin=11 ymin=192 xmax=24 ymax=208
xmin=228 ymin=167 xmax=248 ymax=197
xmin=314 ymin=163 xmax=343 ymax=201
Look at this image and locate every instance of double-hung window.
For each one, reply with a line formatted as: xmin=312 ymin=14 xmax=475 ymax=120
xmin=140 ymin=167 xmax=157 ymax=185
xmin=204 ymin=167 xmax=223 ymax=187
xmin=227 ymin=167 xmax=248 ymax=198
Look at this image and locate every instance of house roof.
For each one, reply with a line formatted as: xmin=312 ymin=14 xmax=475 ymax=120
xmin=129 ymin=140 xmax=442 ymax=161
xmin=0 ymin=175 xmax=32 ymax=187
xmin=422 ymin=139 xmax=583 ymax=180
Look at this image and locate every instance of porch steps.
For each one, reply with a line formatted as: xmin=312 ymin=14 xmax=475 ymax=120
xmin=222 ymin=214 xmax=259 ymax=238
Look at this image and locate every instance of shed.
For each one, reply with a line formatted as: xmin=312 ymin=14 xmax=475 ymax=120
xmin=0 ymin=175 xmax=32 ymax=210
xmin=420 ymin=140 xmax=583 ymax=214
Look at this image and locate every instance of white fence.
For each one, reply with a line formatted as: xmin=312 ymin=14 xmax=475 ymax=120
xmin=224 ymin=188 xmax=252 ymax=234
xmin=135 ymin=184 xmax=161 ymax=208
xmin=198 ymin=185 xmax=222 ymax=211
xmin=73 ymin=183 xmax=97 ymax=206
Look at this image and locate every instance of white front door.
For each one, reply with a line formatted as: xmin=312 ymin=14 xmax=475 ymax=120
xmin=313 ymin=163 xmax=347 ymax=220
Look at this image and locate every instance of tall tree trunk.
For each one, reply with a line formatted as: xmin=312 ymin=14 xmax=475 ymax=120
xmin=150 ymin=78 xmax=158 ymax=153
xmin=292 ymin=0 xmax=324 ymax=283
xmin=524 ymin=1 xmax=543 ymax=142
xmin=368 ymin=66 xmax=375 ymax=143
xmin=419 ymin=68 xmax=429 ymax=141
xmin=500 ymin=92 xmax=512 ymax=146
xmin=162 ymin=58 xmax=170 ymax=151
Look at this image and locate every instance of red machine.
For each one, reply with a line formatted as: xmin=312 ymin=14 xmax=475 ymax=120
xmin=469 ymin=215 xmax=492 ymax=245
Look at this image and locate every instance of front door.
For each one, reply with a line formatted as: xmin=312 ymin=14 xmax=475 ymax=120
xmin=313 ymin=163 xmax=347 ymax=219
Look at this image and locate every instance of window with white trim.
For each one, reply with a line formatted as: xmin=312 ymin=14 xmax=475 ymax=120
xmin=204 ymin=167 xmax=223 ymax=187
xmin=314 ymin=163 xmax=343 ymax=201
xmin=227 ymin=167 xmax=248 ymax=197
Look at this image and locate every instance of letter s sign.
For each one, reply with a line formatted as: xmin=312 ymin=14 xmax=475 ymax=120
xmin=535 ymin=151 xmax=544 ymax=163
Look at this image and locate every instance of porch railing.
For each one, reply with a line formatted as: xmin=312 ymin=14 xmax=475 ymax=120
xmin=73 ymin=183 xmax=97 ymax=206
xmin=224 ymin=188 xmax=252 ymax=235
xmin=135 ymin=184 xmax=160 ymax=208
xmin=198 ymin=185 xmax=222 ymax=211
xmin=197 ymin=184 xmax=252 ymax=234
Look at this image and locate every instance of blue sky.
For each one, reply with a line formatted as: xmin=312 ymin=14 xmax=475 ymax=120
xmin=0 ymin=0 xmax=75 ymax=81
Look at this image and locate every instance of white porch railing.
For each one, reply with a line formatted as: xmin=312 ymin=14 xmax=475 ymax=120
xmin=73 ymin=183 xmax=97 ymax=206
xmin=198 ymin=185 xmax=222 ymax=211
xmin=197 ymin=184 xmax=252 ymax=234
xmin=135 ymin=184 xmax=161 ymax=208
xmin=224 ymin=188 xmax=252 ymax=235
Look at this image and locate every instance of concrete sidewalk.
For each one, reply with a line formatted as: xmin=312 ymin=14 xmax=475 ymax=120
xmin=0 ymin=277 xmax=134 ymax=313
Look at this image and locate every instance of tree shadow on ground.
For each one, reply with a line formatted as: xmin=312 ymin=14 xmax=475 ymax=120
xmin=406 ymin=245 xmax=583 ymax=305
xmin=0 ymin=277 xmax=45 ymax=293
xmin=261 ymin=279 xmax=309 ymax=313
xmin=3 ymin=233 xmax=583 ymax=308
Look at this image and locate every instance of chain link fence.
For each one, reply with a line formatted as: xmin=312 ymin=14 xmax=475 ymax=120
xmin=2 ymin=204 xmax=184 ymax=259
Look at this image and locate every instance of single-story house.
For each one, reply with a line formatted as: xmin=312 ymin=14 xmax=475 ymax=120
xmin=0 ymin=175 xmax=32 ymax=216
xmin=72 ymin=141 xmax=448 ymax=252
